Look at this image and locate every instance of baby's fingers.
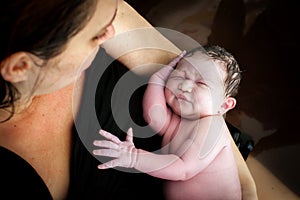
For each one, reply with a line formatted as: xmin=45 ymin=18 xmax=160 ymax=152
xmin=93 ymin=140 xmax=119 ymax=149
xmin=126 ymin=128 xmax=133 ymax=143
xmin=93 ymin=148 xmax=119 ymax=158
xmin=167 ymin=50 xmax=187 ymax=67
xmin=97 ymin=159 xmax=119 ymax=169
xmin=99 ymin=129 xmax=121 ymax=144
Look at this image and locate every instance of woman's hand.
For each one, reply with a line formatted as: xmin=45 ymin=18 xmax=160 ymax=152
xmin=93 ymin=128 xmax=138 ymax=169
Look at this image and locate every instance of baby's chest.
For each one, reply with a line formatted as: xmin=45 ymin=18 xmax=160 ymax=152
xmin=163 ymin=120 xmax=199 ymax=153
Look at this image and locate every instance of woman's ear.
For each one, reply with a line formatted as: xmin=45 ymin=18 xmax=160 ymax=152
xmin=221 ymin=97 xmax=236 ymax=113
xmin=0 ymin=52 xmax=33 ymax=83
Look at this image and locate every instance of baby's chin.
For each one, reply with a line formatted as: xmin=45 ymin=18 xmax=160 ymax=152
xmin=173 ymin=109 xmax=200 ymax=120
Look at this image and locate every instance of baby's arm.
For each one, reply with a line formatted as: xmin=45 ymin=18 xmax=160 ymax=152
xmin=93 ymin=128 xmax=200 ymax=180
xmin=93 ymin=122 xmax=226 ymax=181
xmin=143 ymin=52 xmax=185 ymax=134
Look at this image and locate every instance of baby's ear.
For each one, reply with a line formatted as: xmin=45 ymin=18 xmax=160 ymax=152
xmin=0 ymin=52 xmax=33 ymax=83
xmin=221 ymin=97 xmax=236 ymax=113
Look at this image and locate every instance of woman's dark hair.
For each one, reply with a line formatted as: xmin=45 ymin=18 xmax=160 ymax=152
xmin=0 ymin=0 xmax=97 ymax=122
xmin=185 ymin=45 xmax=242 ymax=97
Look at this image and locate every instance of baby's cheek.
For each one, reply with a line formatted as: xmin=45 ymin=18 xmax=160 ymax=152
xmin=164 ymin=88 xmax=173 ymax=103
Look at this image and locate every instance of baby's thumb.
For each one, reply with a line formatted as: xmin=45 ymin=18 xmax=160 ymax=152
xmin=126 ymin=127 xmax=133 ymax=143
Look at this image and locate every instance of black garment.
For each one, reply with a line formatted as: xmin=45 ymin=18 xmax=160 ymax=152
xmin=0 ymin=146 xmax=53 ymax=200
xmin=227 ymin=122 xmax=254 ymax=160
xmin=68 ymin=49 xmax=164 ymax=200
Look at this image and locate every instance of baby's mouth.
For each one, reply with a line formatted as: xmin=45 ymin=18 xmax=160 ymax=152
xmin=176 ymin=93 xmax=189 ymax=102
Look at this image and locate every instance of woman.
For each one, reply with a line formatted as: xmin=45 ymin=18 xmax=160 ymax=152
xmin=0 ymin=0 xmax=256 ymax=199
xmin=0 ymin=1 xmax=117 ymax=199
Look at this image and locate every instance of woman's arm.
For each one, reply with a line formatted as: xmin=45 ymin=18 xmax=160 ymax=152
xmin=246 ymin=155 xmax=299 ymax=200
xmin=229 ymin=132 xmax=258 ymax=200
xmin=102 ymin=0 xmax=181 ymax=75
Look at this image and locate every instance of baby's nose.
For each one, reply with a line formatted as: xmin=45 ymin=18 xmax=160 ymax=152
xmin=179 ymin=80 xmax=193 ymax=92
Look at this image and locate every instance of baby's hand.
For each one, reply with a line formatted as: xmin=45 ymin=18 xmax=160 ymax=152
xmin=93 ymin=128 xmax=138 ymax=169
xmin=167 ymin=50 xmax=186 ymax=68
xmin=149 ymin=50 xmax=186 ymax=85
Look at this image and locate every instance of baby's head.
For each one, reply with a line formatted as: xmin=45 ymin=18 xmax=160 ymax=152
xmin=184 ymin=45 xmax=241 ymax=98
xmin=165 ymin=45 xmax=241 ymax=119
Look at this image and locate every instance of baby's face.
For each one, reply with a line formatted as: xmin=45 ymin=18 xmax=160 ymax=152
xmin=165 ymin=51 xmax=226 ymax=119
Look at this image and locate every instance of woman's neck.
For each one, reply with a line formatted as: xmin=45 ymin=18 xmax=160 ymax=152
xmin=0 ymin=83 xmax=76 ymax=200
xmin=0 ymin=82 xmax=78 ymax=123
